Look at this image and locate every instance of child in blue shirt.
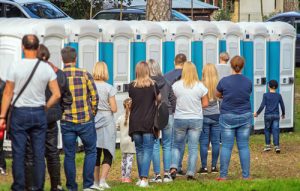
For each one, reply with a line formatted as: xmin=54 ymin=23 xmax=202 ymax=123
xmin=254 ymin=80 xmax=285 ymax=153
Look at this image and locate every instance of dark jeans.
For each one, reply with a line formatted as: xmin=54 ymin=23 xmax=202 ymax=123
xmin=264 ymin=114 xmax=280 ymax=146
xmin=61 ymin=120 xmax=97 ymax=190
xmin=0 ymin=139 xmax=6 ymax=170
xmin=25 ymin=122 xmax=61 ymax=191
xmin=10 ymin=107 xmax=47 ymax=191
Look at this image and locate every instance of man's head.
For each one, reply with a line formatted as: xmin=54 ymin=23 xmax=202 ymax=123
xmin=174 ymin=53 xmax=187 ymax=68
xmin=220 ymin=52 xmax=230 ymax=64
xmin=61 ymin=46 xmax=77 ymax=64
xmin=268 ymin=80 xmax=278 ymax=90
xmin=22 ymin=35 xmax=39 ymax=57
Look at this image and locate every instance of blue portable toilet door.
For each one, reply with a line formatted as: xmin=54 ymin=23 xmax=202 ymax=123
xmin=253 ymin=36 xmax=267 ymax=130
xmin=78 ymin=36 xmax=98 ymax=74
xmin=227 ymin=35 xmax=241 ymax=58
xmin=175 ymin=36 xmax=191 ymax=61
xmin=0 ymin=36 xmax=22 ymax=80
xmin=280 ymin=36 xmax=295 ymax=129
xmin=44 ymin=37 xmax=65 ymax=69
xmin=146 ymin=36 xmax=163 ymax=69
xmin=203 ymin=35 xmax=219 ymax=65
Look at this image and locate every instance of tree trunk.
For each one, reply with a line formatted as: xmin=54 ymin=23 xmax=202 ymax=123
xmin=260 ymin=0 xmax=264 ymax=21
xmin=146 ymin=0 xmax=172 ymax=21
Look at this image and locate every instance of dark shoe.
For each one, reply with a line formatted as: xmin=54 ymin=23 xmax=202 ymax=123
xmin=211 ymin=167 xmax=218 ymax=174
xmin=275 ymin=146 xmax=281 ymax=153
xmin=198 ymin=167 xmax=208 ymax=174
xmin=170 ymin=169 xmax=177 ymax=180
xmin=177 ymin=169 xmax=186 ymax=176
xmin=187 ymin=176 xmax=196 ymax=181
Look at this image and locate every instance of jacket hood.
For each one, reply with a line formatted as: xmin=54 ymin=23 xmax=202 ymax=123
xmin=151 ymin=75 xmax=166 ymax=89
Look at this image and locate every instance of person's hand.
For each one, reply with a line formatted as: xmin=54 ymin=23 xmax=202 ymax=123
xmin=0 ymin=119 xmax=6 ymax=130
xmin=281 ymin=115 xmax=285 ymax=120
xmin=253 ymin=112 xmax=258 ymax=117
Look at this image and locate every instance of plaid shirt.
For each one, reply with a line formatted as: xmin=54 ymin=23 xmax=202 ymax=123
xmin=62 ymin=65 xmax=99 ymax=124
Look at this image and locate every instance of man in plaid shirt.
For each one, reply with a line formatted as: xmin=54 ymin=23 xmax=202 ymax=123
xmin=60 ymin=47 xmax=100 ymax=191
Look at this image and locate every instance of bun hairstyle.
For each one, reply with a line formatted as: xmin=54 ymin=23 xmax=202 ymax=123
xmin=230 ymin=56 xmax=245 ymax=73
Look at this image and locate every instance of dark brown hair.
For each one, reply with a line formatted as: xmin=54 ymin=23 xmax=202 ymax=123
xmin=175 ymin=53 xmax=187 ymax=66
xmin=22 ymin=34 xmax=39 ymax=50
xmin=61 ymin=46 xmax=77 ymax=63
xmin=230 ymin=56 xmax=245 ymax=73
xmin=37 ymin=44 xmax=50 ymax=61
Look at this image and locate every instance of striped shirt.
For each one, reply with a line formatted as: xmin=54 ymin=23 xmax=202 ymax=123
xmin=62 ymin=65 xmax=99 ymax=124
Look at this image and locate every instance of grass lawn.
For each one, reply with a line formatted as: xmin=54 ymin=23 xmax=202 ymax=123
xmin=1 ymin=70 xmax=300 ymax=190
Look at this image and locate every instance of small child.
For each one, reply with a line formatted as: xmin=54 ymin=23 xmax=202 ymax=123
xmin=254 ymin=80 xmax=285 ymax=153
xmin=117 ymin=98 xmax=136 ymax=183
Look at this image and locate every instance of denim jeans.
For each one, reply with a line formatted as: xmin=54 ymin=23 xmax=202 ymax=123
xmin=61 ymin=120 xmax=97 ymax=190
xmin=152 ymin=115 xmax=174 ymax=174
xmin=219 ymin=112 xmax=252 ymax=179
xmin=264 ymin=114 xmax=280 ymax=146
xmin=171 ymin=119 xmax=203 ymax=176
xmin=10 ymin=107 xmax=47 ymax=191
xmin=200 ymin=117 xmax=221 ymax=168
xmin=133 ymin=133 xmax=155 ymax=178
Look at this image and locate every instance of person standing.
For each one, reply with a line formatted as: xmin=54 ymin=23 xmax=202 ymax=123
xmin=198 ymin=64 xmax=221 ymax=175
xmin=164 ymin=53 xmax=187 ymax=176
xmin=25 ymin=44 xmax=73 ymax=191
xmin=0 ymin=34 xmax=61 ymax=191
xmin=170 ymin=61 xmax=208 ymax=180
xmin=92 ymin=62 xmax=117 ymax=189
xmin=129 ymin=61 xmax=161 ymax=187
xmin=148 ymin=59 xmax=176 ymax=183
xmin=216 ymin=56 xmax=252 ymax=180
xmin=60 ymin=47 xmax=99 ymax=191
xmin=216 ymin=52 xmax=231 ymax=80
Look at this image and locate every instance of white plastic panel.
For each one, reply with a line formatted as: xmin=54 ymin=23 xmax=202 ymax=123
xmin=0 ymin=36 xmax=22 ymax=80
xmin=175 ymin=36 xmax=191 ymax=60
xmin=227 ymin=35 xmax=240 ymax=57
xmin=280 ymin=36 xmax=294 ymax=128
xmin=146 ymin=36 xmax=162 ymax=67
xmin=44 ymin=37 xmax=64 ymax=69
xmin=203 ymin=36 xmax=218 ymax=65
xmin=78 ymin=37 xmax=98 ymax=74
xmin=114 ymin=37 xmax=130 ymax=83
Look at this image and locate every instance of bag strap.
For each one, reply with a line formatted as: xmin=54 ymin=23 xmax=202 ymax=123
xmin=11 ymin=59 xmax=41 ymax=106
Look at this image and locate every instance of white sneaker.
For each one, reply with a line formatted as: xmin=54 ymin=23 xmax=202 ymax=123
xmin=99 ymin=181 xmax=110 ymax=189
xmin=83 ymin=184 xmax=104 ymax=191
xmin=139 ymin=179 xmax=149 ymax=188
xmin=163 ymin=173 xmax=173 ymax=183
xmin=136 ymin=179 xmax=142 ymax=186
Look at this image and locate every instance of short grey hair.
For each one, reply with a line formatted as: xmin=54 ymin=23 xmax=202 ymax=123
xmin=148 ymin=59 xmax=162 ymax=76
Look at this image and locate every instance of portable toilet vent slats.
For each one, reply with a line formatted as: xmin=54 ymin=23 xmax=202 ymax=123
xmin=265 ymin=22 xmax=296 ymax=129
xmin=63 ymin=20 xmax=100 ymax=74
xmin=157 ymin=21 xmax=193 ymax=73
xmin=239 ymin=22 xmax=269 ymax=130
xmin=188 ymin=21 xmax=220 ymax=76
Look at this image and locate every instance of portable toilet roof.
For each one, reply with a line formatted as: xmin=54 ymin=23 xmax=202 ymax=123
xmin=92 ymin=20 xmax=133 ymax=42
xmin=238 ymin=22 xmax=269 ymax=40
xmin=264 ymin=22 xmax=296 ymax=40
xmin=187 ymin=21 xmax=220 ymax=40
xmin=32 ymin=19 xmax=66 ymax=39
xmin=63 ymin=20 xmax=100 ymax=42
xmin=125 ymin=21 xmax=164 ymax=40
xmin=0 ymin=18 xmax=37 ymax=37
xmin=157 ymin=21 xmax=193 ymax=41
xmin=211 ymin=21 xmax=242 ymax=39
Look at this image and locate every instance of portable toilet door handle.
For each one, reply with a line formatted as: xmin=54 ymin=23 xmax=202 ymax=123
xmin=261 ymin=77 xmax=267 ymax=85
xmin=289 ymin=77 xmax=294 ymax=84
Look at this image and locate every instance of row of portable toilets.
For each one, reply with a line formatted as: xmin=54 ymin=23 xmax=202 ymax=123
xmin=0 ymin=18 xmax=296 ymax=149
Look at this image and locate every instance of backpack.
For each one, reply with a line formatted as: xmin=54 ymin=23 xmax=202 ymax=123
xmin=153 ymin=84 xmax=169 ymax=130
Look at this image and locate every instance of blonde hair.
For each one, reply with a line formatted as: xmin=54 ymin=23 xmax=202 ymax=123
xmin=202 ymin=64 xmax=219 ymax=101
xmin=181 ymin=61 xmax=199 ymax=88
xmin=92 ymin=61 xmax=109 ymax=81
xmin=123 ymin=98 xmax=132 ymax=126
xmin=133 ymin=61 xmax=154 ymax=88
xmin=220 ymin=52 xmax=230 ymax=62
xmin=148 ymin=59 xmax=162 ymax=76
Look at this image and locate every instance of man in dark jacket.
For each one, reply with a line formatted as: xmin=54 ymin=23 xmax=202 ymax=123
xmin=0 ymin=78 xmax=6 ymax=176
xmin=25 ymin=45 xmax=72 ymax=191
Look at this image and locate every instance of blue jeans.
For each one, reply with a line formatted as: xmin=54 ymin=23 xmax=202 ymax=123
xmin=61 ymin=120 xmax=97 ymax=190
xmin=133 ymin=133 xmax=155 ymax=178
xmin=219 ymin=112 xmax=252 ymax=178
xmin=10 ymin=107 xmax=47 ymax=191
xmin=200 ymin=117 xmax=221 ymax=168
xmin=152 ymin=115 xmax=174 ymax=174
xmin=264 ymin=114 xmax=280 ymax=146
xmin=171 ymin=119 xmax=202 ymax=176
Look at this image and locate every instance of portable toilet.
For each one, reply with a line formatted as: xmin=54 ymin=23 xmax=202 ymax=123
xmin=211 ymin=21 xmax=242 ymax=58
xmin=157 ymin=21 xmax=193 ymax=73
xmin=187 ymin=21 xmax=220 ymax=76
xmin=63 ymin=20 xmax=100 ymax=73
xmin=239 ymin=22 xmax=269 ymax=130
xmin=265 ymin=22 xmax=296 ymax=130
xmin=125 ymin=21 xmax=164 ymax=74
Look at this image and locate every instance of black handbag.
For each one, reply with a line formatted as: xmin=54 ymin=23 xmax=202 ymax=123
xmin=153 ymin=84 xmax=169 ymax=131
xmin=6 ymin=59 xmax=41 ymax=133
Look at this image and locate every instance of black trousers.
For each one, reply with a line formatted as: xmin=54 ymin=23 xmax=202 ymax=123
xmin=25 ymin=122 xmax=61 ymax=191
xmin=0 ymin=139 xmax=6 ymax=170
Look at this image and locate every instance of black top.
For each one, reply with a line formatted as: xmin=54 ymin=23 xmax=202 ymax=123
xmin=129 ymin=83 xmax=160 ymax=136
xmin=256 ymin=92 xmax=285 ymax=116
